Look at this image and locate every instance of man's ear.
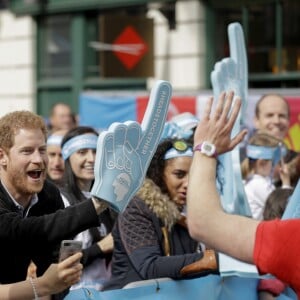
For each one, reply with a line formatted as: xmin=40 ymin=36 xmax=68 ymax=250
xmin=253 ymin=116 xmax=259 ymax=130
xmin=0 ymin=148 xmax=8 ymax=166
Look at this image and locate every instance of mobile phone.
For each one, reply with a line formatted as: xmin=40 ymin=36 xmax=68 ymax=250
xmin=58 ymin=240 xmax=82 ymax=262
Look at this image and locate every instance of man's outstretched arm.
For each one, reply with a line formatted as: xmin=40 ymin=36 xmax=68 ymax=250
xmin=187 ymin=91 xmax=259 ymax=263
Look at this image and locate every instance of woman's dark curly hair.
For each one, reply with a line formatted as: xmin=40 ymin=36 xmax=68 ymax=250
xmin=146 ymin=138 xmax=192 ymax=195
xmin=61 ymin=126 xmax=98 ymax=203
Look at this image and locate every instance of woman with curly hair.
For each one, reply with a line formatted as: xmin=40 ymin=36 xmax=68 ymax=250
xmin=103 ymin=138 xmax=218 ymax=290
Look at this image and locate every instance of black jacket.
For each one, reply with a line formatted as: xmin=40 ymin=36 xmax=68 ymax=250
xmin=103 ymin=179 xmax=202 ymax=290
xmin=0 ymin=180 xmax=100 ymax=284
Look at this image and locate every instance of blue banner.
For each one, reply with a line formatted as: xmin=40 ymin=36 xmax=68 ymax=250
xmin=65 ymin=275 xmax=296 ymax=300
xmin=79 ymin=92 xmax=137 ymax=131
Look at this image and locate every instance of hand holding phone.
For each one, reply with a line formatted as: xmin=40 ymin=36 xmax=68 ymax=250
xmin=59 ymin=240 xmax=82 ymax=262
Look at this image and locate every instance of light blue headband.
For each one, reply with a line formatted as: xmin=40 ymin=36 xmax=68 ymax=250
xmin=164 ymin=147 xmax=193 ymax=160
xmin=47 ymin=135 xmax=63 ymax=146
xmin=246 ymin=144 xmax=287 ymax=165
xmin=62 ymin=134 xmax=98 ymax=160
xmin=246 ymin=145 xmax=277 ymax=160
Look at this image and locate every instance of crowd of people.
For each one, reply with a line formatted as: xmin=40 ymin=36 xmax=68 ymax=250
xmin=0 ymin=88 xmax=299 ymax=300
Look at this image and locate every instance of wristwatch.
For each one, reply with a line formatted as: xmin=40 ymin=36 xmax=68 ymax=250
xmin=193 ymin=141 xmax=217 ymax=158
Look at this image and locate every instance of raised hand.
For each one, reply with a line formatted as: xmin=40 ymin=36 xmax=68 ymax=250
xmin=91 ymin=80 xmax=172 ymax=212
xmin=210 ymin=22 xmax=251 ymax=216
xmin=194 ymin=92 xmax=247 ymax=156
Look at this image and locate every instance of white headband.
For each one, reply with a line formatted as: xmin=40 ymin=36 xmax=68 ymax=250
xmin=61 ymin=134 xmax=98 ymax=160
xmin=164 ymin=147 xmax=193 ymax=160
xmin=47 ymin=135 xmax=63 ymax=146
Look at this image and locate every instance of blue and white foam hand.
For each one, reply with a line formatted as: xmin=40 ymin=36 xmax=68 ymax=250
xmin=210 ymin=22 xmax=251 ymax=216
xmin=211 ymin=22 xmax=248 ymax=130
xmin=161 ymin=122 xmax=193 ymax=141
xmin=91 ymin=80 xmax=172 ymax=212
xmin=282 ymin=179 xmax=300 ymax=219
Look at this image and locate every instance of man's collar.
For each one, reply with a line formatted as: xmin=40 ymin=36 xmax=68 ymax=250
xmin=0 ymin=181 xmax=38 ymax=217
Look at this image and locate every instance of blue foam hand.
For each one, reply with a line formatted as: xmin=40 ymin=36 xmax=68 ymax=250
xmin=160 ymin=122 xmax=193 ymax=141
xmin=91 ymin=80 xmax=172 ymax=212
xmin=211 ymin=22 xmax=248 ymax=129
xmin=282 ymin=179 xmax=300 ymax=219
xmin=211 ymin=22 xmax=251 ymax=216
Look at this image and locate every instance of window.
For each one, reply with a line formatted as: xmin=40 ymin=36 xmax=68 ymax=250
xmin=282 ymin=0 xmax=300 ymax=72
xmin=248 ymin=4 xmax=275 ymax=74
xmin=39 ymin=15 xmax=71 ymax=78
xmin=213 ymin=0 xmax=300 ymax=88
xmin=85 ymin=12 xmax=101 ymax=78
xmin=0 ymin=0 xmax=8 ymax=9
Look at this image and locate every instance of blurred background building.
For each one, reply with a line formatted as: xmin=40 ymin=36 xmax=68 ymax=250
xmin=0 ymin=0 xmax=299 ymax=119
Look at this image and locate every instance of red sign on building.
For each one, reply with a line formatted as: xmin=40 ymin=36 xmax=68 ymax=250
xmin=99 ymin=15 xmax=154 ymax=78
xmin=113 ymin=25 xmax=148 ymax=70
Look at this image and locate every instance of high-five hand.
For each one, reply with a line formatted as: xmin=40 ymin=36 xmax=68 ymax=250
xmin=91 ymin=80 xmax=172 ymax=212
xmin=194 ymin=92 xmax=247 ymax=155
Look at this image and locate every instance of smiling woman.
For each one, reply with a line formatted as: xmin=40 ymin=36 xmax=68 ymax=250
xmin=59 ymin=126 xmax=117 ymax=291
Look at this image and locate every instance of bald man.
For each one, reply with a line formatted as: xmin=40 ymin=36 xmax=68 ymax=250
xmin=254 ymin=94 xmax=290 ymax=140
xmin=253 ymin=94 xmax=300 ymax=187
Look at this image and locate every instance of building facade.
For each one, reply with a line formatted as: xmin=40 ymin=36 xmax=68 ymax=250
xmin=1 ymin=0 xmax=299 ymax=117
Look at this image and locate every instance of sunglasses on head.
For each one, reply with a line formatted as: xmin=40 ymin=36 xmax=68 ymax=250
xmin=172 ymin=140 xmax=191 ymax=152
xmin=164 ymin=140 xmax=193 ymax=160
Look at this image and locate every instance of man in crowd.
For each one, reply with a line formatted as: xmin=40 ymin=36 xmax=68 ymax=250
xmin=253 ymin=94 xmax=290 ymax=141
xmin=0 ymin=80 xmax=170 ymax=294
xmin=0 ymin=79 xmax=170 ymax=298
xmin=0 ymin=111 xmax=107 ymax=287
xmin=253 ymin=93 xmax=300 ymax=187
xmin=48 ymin=103 xmax=76 ymax=134
xmin=46 ymin=129 xmax=67 ymax=187
xmin=187 ymin=91 xmax=300 ymax=297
